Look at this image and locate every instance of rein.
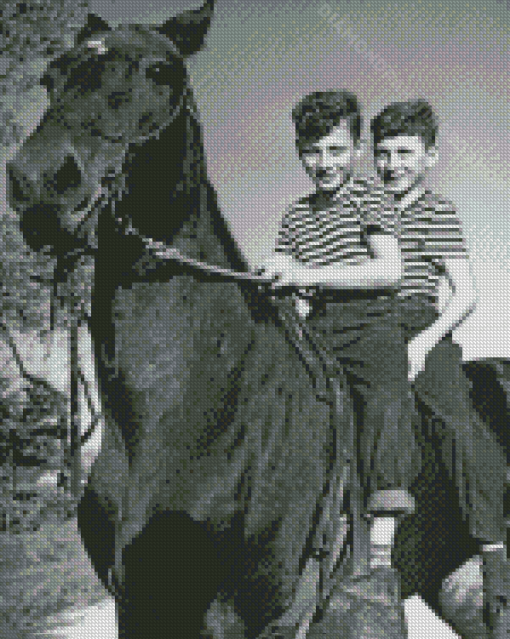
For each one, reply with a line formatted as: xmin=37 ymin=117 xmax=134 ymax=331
xmin=137 ymin=236 xmax=275 ymax=284
xmin=65 ymin=207 xmax=276 ymax=285
xmin=65 ymin=186 xmax=276 ymax=286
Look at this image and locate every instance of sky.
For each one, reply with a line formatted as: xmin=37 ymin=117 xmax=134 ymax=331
xmin=8 ymin=0 xmax=510 ymax=360
xmin=1 ymin=6 xmax=506 ymax=630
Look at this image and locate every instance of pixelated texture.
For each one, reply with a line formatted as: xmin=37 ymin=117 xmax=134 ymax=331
xmin=1 ymin=1 xmax=509 ymax=638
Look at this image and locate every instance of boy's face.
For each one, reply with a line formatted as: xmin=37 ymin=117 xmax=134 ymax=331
xmin=299 ymin=122 xmax=359 ymax=192
xmin=373 ymin=135 xmax=437 ymax=195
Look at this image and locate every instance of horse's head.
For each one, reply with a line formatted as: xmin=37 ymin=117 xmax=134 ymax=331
xmin=7 ymin=1 xmax=214 ymax=251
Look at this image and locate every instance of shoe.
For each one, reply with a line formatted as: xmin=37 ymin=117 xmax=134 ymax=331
xmin=306 ymin=566 xmax=407 ymax=639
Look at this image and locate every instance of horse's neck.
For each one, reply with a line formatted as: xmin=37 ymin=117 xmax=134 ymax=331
xmin=171 ymin=184 xmax=248 ymax=272
xmin=108 ymin=111 xmax=248 ymax=273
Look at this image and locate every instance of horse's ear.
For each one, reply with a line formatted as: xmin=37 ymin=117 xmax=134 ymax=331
xmin=157 ymin=0 xmax=214 ymax=57
xmin=75 ymin=13 xmax=112 ymax=46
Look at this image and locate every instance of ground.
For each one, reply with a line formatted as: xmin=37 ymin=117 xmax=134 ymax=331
xmin=0 ymin=470 xmax=479 ymax=638
xmin=0 ymin=476 xmax=107 ymax=638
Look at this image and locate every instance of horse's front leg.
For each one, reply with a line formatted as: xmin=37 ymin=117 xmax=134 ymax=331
xmin=115 ymin=510 xmax=235 ymax=639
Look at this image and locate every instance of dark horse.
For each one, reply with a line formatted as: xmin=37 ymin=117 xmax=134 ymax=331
xmin=6 ymin=2 xmax=510 ymax=637
xmin=6 ymin=3 xmax=339 ymax=637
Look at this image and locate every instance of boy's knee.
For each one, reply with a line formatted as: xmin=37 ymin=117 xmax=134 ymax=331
xmin=366 ymin=489 xmax=416 ymax=515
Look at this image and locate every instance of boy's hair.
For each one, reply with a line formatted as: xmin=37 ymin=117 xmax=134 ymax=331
xmin=292 ymin=91 xmax=362 ymax=149
xmin=370 ymin=99 xmax=438 ymax=149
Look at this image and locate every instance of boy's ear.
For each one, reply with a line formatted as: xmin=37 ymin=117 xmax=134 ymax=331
xmin=425 ymin=145 xmax=439 ymax=168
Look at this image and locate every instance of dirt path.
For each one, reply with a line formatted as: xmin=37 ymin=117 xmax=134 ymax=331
xmin=30 ymin=593 xmax=461 ymax=638
xmin=0 ymin=511 xmax=107 ymax=637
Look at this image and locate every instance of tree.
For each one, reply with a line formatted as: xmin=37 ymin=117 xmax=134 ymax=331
xmin=0 ymin=3 xmax=92 ymax=496
xmin=0 ymin=0 xmax=90 ymax=147
xmin=0 ymin=321 xmax=68 ymax=482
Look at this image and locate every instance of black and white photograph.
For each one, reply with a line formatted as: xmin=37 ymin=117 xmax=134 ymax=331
xmin=0 ymin=1 xmax=508 ymax=637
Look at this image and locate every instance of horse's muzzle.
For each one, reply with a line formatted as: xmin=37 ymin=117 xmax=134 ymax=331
xmin=7 ymin=152 xmax=87 ymax=212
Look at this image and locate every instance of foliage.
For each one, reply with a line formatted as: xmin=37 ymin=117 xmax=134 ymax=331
xmin=0 ymin=371 xmax=67 ymax=468
xmin=0 ymin=210 xmax=55 ymax=331
xmin=0 ymin=205 xmax=94 ymax=332
xmin=0 ymin=0 xmax=89 ymax=147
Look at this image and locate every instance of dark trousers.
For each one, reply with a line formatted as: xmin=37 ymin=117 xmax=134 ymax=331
xmin=400 ymin=295 xmax=507 ymax=543
xmin=307 ymin=291 xmax=418 ymax=514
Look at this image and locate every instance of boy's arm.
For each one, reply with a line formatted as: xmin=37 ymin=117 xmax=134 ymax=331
xmin=411 ymin=257 xmax=477 ymax=350
xmin=408 ymin=257 xmax=477 ymax=381
xmin=258 ymin=196 xmax=403 ymax=290
xmin=294 ymin=233 xmax=402 ymax=289
xmin=257 ymin=188 xmax=401 ymax=289
xmin=408 ymin=200 xmax=475 ymax=380
xmin=300 ymin=189 xmax=402 ymax=289
xmin=255 ymin=207 xmax=297 ymax=278
xmin=257 ymin=234 xmax=402 ymax=289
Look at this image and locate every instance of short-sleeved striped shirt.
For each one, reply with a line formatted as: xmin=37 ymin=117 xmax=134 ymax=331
xmin=275 ymin=176 xmax=394 ymax=266
xmin=371 ymin=189 xmax=468 ymax=302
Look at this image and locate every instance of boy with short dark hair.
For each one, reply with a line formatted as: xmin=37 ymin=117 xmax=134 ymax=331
xmin=258 ymin=91 xmax=418 ymax=599
xmin=370 ymin=99 xmax=509 ymax=638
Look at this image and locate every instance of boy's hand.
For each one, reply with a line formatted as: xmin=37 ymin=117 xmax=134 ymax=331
xmin=254 ymin=253 xmax=291 ymax=280
xmin=407 ymin=334 xmax=437 ymax=381
xmin=254 ymin=254 xmax=315 ymax=288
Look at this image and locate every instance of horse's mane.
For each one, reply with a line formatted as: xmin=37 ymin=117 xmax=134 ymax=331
xmin=106 ymin=88 xmax=248 ymax=273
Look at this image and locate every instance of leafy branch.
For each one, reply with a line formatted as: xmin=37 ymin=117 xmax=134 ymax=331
xmin=0 ymin=0 xmax=89 ymax=146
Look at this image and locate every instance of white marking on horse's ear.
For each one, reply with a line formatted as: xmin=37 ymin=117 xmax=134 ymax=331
xmin=76 ymin=13 xmax=112 ymax=46
xmin=87 ymin=39 xmax=108 ymax=55
xmin=157 ymin=0 xmax=214 ymax=57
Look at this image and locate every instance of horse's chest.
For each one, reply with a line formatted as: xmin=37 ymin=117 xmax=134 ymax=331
xmin=115 ymin=282 xmax=191 ymax=390
xmin=93 ymin=273 xmax=251 ymax=404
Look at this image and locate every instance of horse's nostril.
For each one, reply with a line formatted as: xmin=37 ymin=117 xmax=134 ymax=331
xmin=51 ymin=155 xmax=82 ymax=194
xmin=6 ymin=164 xmax=33 ymax=209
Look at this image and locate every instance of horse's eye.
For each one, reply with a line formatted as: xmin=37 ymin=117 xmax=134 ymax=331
xmin=145 ymin=63 xmax=177 ymax=86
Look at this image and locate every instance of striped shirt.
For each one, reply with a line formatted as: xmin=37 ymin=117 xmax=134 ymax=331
xmin=275 ymin=176 xmax=393 ymax=266
xmin=370 ymin=189 xmax=468 ymax=302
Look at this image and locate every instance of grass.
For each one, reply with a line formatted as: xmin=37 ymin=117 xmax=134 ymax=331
xmin=0 ymin=483 xmax=109 ymax=638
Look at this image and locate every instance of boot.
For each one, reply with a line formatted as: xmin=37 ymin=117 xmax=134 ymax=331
xmin=306 ymin=565 xmax=407 ymax=639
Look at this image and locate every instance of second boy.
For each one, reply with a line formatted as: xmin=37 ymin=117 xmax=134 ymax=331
xmin=371 ymin=99 xmax=510 ymax=639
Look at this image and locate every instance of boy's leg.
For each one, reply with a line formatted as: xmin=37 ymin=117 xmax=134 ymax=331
xmin=414 ymin=337 xmax=507 ymax=544
xmin=307 ymin=293 xmax=418 ymax=529
xmin=414 ymin=337 xmax=510 ymax=638
xmin=305 ymin=296 xmax=413 ymax=639
xmin=310 ymin=295 xmax=417 ymax=583
xmin=345 ymin=300 xmax=418 ymax=565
